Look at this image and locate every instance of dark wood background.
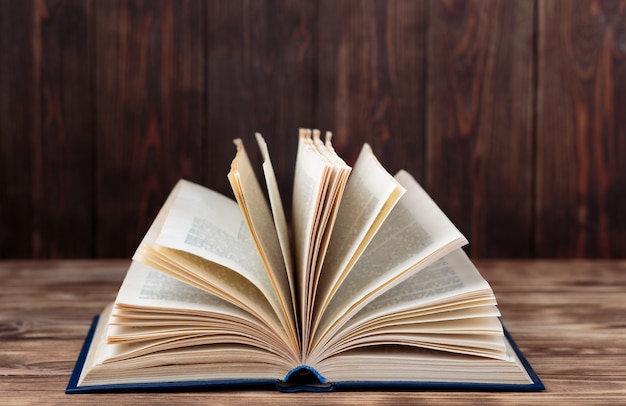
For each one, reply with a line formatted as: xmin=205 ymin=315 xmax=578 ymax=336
xmin=1 ymin=0 xmax=625 ymax=259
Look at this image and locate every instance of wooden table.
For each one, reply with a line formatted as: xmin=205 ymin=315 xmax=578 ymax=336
xmin=1 ymin=260 xmax=625 ymax=405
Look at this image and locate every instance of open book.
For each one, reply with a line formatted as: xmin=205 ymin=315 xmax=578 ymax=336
xmin=67 ymin=130 xmax=543 ymax=393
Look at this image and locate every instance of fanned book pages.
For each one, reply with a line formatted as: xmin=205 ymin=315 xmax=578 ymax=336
xmin=67 ymin=130 xmax=543 ymax=393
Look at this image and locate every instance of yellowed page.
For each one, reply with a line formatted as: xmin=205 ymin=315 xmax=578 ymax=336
xmin=255 ymin=133 xmax=296 ymax=308
xmin=345 ymin=249 xmax=497 ymax=329
xmin=311 ymin=132 xmax=351 ymax=266
xmin=310 ymin=170 xmax=468 ymax=355
xmin=108 ymin=260 xmax=298 ymax=364
xmin=114 ymin=260 xmax=275 ymax=330
xmin=228 ymin=138 xmax=297 ymax=346
xmin=78 ymin=304 xmax=296 ymax=387
xmin=321 ymin=328 xmax=508 ymax=362
xmin=78 ymin=303 xmax=115 ymax=385
xmin=312 ymin=340 xmax=532 ymax=385
xmin=152 ymin=181 xmax=265 ymax=285
xmin=313 ymin=143 xmax=405 ymax=331
xmin=135 ymin=245 xmax=280 ymax=330
xmin=308 ymin=249 xmax=504 ymax=363
xmin=292 ymin=129 xmax=332 ymax=357
xmin=303 ymin=131 xmax=352 ymax=343
xmin=132 ymin=179 xmax=291 ymax=345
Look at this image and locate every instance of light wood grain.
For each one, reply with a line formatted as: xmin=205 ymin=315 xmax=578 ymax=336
xmin=1 ymin=259 xmax=625 ymax=404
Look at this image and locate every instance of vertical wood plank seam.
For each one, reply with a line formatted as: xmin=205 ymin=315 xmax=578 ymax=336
xmin=421 ymin=0 xmax=430 ymax=189
xmin=312 ymin=0 xmax=319 ymax=129
xmin=424 ymin=0 xmax=432 ymax=193
xmin=531 ymin=0 xmax=539 ymax=258
xmin=31 ymin=0 xmax=43 ymax=257
xmin=202 ymin=0 xmax=209 ymax=187
xmin=89 ymin=0 xmax=98 ymax=258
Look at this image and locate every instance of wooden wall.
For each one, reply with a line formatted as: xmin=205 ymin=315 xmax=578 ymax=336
xmin=1 ymin=0 xmax=625 ymax=259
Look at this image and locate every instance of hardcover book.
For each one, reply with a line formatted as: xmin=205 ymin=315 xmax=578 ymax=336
xmin=67 ymin=130 xmax=543 ymax=393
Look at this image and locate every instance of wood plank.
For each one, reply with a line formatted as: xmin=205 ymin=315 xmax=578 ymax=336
xmin=536 ymin=0 xmax=626 ymax=257
xmin=0 ymin=1 xmax=36 ymax=258
xmin=1 ymin=376 xmax=625 ymax=405
xmin=426 ymin=0 xmax=535 ymax=258
xmin=36 ymin=0 xmax=93 ymax=257
xmin=2 ymin=1 xmax=626 ymax=260
xmin=316 ymin=0 xmax=426 ymax=181
xmin=2 ymin=259 xmax=626 ymax=403
xmin=206 ymin=0 xmax=315 ymax=205
xmin=0 ymin=1 xmax=93 ymax=259
xmin=94 ymin=0 xmax=206 ymax=257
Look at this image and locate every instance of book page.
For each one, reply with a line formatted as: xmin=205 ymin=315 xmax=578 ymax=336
xmin=320 ymin=325 xmax=509 ymax=361
xmin=308 ymin=250 xmax=505 ymax=362
xmin=135 ymin=244 xmax=290 ymax=345
xmin=303 ymin=131 xmax=352 ymax=342
xmin=114 ymin=260 xmax=269 ymax=321
xmin=255 ymin=133 xmax=296 ymax=308
xmin=79 ymin=303 xmax=297 ymax=387
xmin=108 ymin=260 xmax=298 ymax=363
xmin=347 ymin=249 xmax=496 ymax=326
xmin=310 ymin=170 xmax=468 ymax=354
xmin=310 ymin=133 xmax=352 ymax=274
xmin=312 ymin=340 xmax=532 ymax=385
xmin=292 ymin=129 xmax=332 ymax=355
xmin=78 ymin=303 xmax=116 ymax=384
xmin=155 ymin=181 xmax=267 ymax=287
xmin=228 ymin=138 xmax=297 ymax=343
xmin=133 ymin=180 xmax=291 ymax=343
xmin=313 ymin=143 xmax=405 ymax=331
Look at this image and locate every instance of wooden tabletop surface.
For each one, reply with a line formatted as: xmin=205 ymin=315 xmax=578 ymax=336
xmin=1 ymin=259 xmax=625 ymax=405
